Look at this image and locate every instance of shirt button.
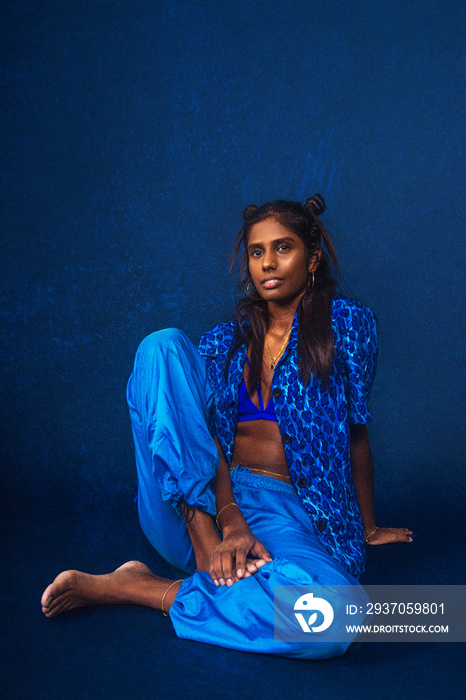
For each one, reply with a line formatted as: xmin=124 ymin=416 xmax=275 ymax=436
xmin=297 ymin=477 xmax=307 ymax=489
xmin=317 ymin=520 xmax=327 ymax=532
xmin=282 ymin=433 xmax=291 ymax=444
xmin=272 ymin=387 xmax=282 ymax=398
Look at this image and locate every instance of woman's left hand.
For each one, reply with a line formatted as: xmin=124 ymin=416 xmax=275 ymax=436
xmin=365 ymin=526 xmax=413 ymax=544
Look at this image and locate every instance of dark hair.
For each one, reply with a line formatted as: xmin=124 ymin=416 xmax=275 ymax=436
xmin=226 ymin=195 xmax=339 ymax=391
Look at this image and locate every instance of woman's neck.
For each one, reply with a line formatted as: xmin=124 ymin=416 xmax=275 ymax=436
xmin=266 ymin=293 xmax=303 ymax=334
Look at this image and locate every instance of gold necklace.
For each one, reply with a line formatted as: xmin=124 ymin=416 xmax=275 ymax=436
xmin=265 ymin=330 xmax=291 ymax=370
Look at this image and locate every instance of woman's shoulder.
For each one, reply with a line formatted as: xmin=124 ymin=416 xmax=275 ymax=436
xmin=331 ymin=296 xmax=378 ymax=340
xmin=332 ymin=296 xmax=377 ymax=325
xmin=198 ymin=320 xmax=237 ymax=356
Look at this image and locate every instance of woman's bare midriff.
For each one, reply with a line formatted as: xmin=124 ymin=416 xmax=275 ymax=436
xmin=230 ymin=420 xmax=292 ymax=483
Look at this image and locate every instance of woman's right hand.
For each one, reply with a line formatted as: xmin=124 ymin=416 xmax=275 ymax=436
xmin=210 ymin=527 xmax=272 ymax=587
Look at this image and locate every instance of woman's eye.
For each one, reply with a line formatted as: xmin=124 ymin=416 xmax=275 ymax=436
xmin=250 ymin=250 xmax=263 ymax=257
xmin=278 ymin=244 xmax=290 ymax=252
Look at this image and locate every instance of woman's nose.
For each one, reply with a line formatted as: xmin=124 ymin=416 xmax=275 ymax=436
xmin=262 ymin=250 xmax=277 ymax=269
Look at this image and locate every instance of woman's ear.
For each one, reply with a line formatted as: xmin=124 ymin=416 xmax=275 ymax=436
xmin=308 ymin=249 xmax=322 ymax=274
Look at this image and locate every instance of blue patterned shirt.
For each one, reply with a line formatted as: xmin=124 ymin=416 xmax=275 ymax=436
xmin=198 ymin=297 xmax=378 ymax=578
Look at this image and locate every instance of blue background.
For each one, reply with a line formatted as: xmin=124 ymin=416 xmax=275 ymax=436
xmin=1 ymin=1 xmax=464 ymax=698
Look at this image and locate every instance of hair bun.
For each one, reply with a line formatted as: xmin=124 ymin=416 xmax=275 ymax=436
xmin=304 ymin=194 xmax=326 ymax=217
xmin=243 ymin=204 xmax=259 ymax=221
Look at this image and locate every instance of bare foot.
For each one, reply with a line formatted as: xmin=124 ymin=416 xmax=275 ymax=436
xmin=243 ymin=558 xmax=267 ymax=578
xmin=41 ymin=561 xmax=181 ymax=618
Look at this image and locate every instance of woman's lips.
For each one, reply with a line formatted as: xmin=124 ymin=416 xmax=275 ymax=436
xmin=261 ymin=278 xmax=283 ymax=289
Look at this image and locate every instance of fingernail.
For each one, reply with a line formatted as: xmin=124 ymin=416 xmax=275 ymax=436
xmin=226 ymin=578 xmax=233 ymax=587
xmin=213 ymin=579 xmax=219 ymax=587
xmin=237 ymin=569 xmax=243 ymax=578
xmin=219 ymin=578 xmax=225 ymax=586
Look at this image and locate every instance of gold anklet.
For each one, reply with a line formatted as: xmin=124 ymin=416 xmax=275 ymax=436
xmin=161 ymin=579 xmax=183 ymax=617
xmin=215 ymin=502 xmax=240 ymax=530
xmin=364 ymin=526 xmax=378 ymax=543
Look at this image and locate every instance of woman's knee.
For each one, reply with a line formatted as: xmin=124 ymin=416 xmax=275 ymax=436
xmin=132 ymin=328 xmax=196 ymax=373
xmin=137 ymin=328 xmax=188 ymax=357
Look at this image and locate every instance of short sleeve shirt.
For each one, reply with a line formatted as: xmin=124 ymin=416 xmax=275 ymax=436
xmin=198 ymin=297 xmax=378 ymax=578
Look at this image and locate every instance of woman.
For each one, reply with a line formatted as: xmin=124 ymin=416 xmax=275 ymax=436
xmin=41 ymin=195 xmax=412 ymax=659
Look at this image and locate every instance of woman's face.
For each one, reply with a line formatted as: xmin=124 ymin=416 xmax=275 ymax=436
xmin=247 ymin=216 xmax=319 ymax=304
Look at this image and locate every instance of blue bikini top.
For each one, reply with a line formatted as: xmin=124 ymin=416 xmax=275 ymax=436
xmin=237 ymin=356 xmax=278 ymax=423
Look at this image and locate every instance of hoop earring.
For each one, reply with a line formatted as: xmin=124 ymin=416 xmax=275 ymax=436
xmin=246 ymin=281 xmax=262 ymax=300
xmin=308 ymin=272 xmax=315 ymax=293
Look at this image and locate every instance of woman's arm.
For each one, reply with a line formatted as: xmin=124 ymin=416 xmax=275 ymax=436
xmin=210 ymin=439 xmax=272 ymax=585
xmin=349 ymin=424 xmax=413 ymax=545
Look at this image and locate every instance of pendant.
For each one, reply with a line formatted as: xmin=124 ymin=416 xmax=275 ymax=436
xmin=270 ymin=363 xmax=275 ymax=370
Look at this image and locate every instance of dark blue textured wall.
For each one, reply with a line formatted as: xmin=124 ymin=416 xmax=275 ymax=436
xmin=2 ymin=3 xmax=465 ymax=697
xmin=2 ymin=0 xmax=464 ymax=538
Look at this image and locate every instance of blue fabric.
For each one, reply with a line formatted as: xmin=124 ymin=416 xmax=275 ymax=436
xmin=127 ymin=328 xmax=220 ymax=574
xmin=237 ymin=358 xmax=278 ymax=423
xmin=198 ymin=297 xmax=378 ymax=578
xmin=170 ymin=466 xmax=369 ymax=659
xmin=127 ymin=328 xmax=370 ymax=659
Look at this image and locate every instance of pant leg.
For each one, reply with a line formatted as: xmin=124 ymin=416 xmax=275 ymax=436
xmin=169 ymin=468 xmax=369 ymax=659
xmin=127 ymin=328 xmax=219 ymax=573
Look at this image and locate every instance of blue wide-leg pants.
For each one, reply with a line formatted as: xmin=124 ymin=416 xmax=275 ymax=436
xmin=127 ymin=329 xmax=367 ymax=659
